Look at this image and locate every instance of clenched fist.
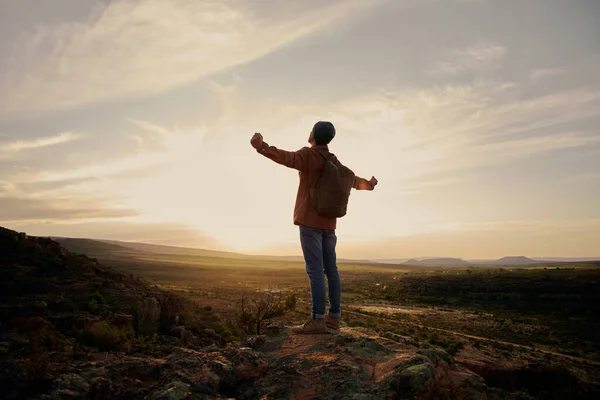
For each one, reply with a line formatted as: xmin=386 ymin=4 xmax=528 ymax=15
xmin=369 ymin=176 xmax=378 ymax=189
xmin=250 ymin=132 xmax=264 ymax=150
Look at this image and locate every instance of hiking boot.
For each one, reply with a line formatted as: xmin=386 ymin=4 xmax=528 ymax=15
xmin=326 ymin=314 xmax=341 ymax=331
xmin=291 ymin=318 xmax=327 ymax=334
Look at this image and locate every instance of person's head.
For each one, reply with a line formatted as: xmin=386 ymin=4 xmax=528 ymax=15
xmin=308 ymin=121 xmax=336 ymax=146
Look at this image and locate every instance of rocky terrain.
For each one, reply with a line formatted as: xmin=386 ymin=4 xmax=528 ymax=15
xmin=0 ymin=226 xmax=596 ymax=399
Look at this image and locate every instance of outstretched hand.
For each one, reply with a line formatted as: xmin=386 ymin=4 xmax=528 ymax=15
xmin=369 ymin=176 xmax=378 ymax=189
xmin=250 ymin=132 xmax=264 ymax=150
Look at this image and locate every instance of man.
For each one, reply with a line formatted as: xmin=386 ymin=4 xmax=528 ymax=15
xmin=250 ymin=121 xmax=378 ymax=334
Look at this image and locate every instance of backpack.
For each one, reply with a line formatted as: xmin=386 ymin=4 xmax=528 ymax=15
xmin=310 ymin=148 xmax=356 ymax=218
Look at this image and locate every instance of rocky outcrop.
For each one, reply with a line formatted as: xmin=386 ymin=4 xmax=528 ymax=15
xmin=247 ymin=327 xmax=490 ymax=399
xmin=3 ymin=226 xmax=592 ymax=399
xmin=26 ymin=326 xmax=490 ymax=400
xmin=0 ymin=227 xmax=229 ymax=400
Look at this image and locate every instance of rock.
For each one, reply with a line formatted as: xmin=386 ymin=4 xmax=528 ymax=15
xmin=267 ymin=325 xmax=281 ymax=336
xmin=191 ymin=382 xmax=215 ymax=395
xmin=53 ymin=373 xmax=91 ymax=394
xmin=148 ymin=381 xmax=191 ymax=400
xmin=203 ymin=344 xmax=219 ymax=352
xmin=139 ymin=297 xmax=161 ymax=321
xmin=246 ymin=335 xmax=266 ymax=349
xmin=204 ymin=328 xmax=217 ymax=337
xmin=32 ymin=300 xmax=48 ymax=311
xmin=81 ymin=367 xmax=108 ymax=380
xmin=382 ymin=331 xmax=417 ymax=346
xmin=418 ymin=345 xmax=453 ymax=366
xmin=161 ymin=349 xmax=219 ymax=388
xmin=89 ymin=376 xmax=112 ymax=399
xmin=392 ymin=363 xmax=436 ymax=394
xmin=171 ymin=326 xmax=186 ymax=339
xmin=111 ymin=313 xmax=134 ymax=329
xmin=227 ymin=347 xmax=269 ymax=379
xmin=102 ymin=357 xmax=156 ymax=383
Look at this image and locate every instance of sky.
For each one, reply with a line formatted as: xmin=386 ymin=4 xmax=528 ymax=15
xmin=1 ymin=0 xmax=599 ymax=259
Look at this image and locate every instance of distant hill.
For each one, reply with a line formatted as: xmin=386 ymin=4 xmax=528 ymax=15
xmin=54 ymin=237 xmax=598 ymax=267
xmin=52 ymin=237 xmax=150 ymax=258
xmin=100 ymin=239 xmax=250 ymax=259
xmin=53 ymin=237 xmax=377 ymax=265
xmin=403 ymin=258 xmax=470 ymax=266
xmin=495 ymin=256 xmax=539 ymax=265
xmin=53 ymin=237 xmax=299 ymax=261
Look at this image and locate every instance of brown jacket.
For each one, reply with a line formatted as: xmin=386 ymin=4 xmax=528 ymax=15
xmin=256 ymin=141 xmax=374 ymax=230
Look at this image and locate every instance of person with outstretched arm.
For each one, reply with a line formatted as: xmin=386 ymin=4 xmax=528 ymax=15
xmin=250 ymin=121 xmax=378 ymax=334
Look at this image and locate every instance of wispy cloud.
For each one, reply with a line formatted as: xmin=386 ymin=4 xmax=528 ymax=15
xmin=1 ymin=0 xmax=380 ymax=117
xmin=529 ymin=67 xmax=565 ymax=81
xmin=0 ymin=132 xmax=80 ymax=156
xmin=431 ymin=41 xmax=507 ymax=75
xmin=279 ymin=79 xmax=600 ymax=193
xmin=0 ymin=196 xmax=138 ymax=223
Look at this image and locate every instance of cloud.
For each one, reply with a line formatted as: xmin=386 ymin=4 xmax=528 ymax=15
xmin=0 ymin=196 xmax=138 ymax=223
xmin=1 ymin=0 xmax=381 ymax=117
xmin=0 ymin=132 xmax=81 ymax=158
xmin=271 ymin=80 xmax=600 ymax=192
xmin=529 ymin=67 xmax=565 ymax=81
xmin=431 ymin=41 xmax=507 ymax=75
xmin=373 ymin=81 xmax=600 ymax=181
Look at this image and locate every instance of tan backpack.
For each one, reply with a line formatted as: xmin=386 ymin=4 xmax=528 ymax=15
xmin=310 ymin=148 xmax=356 ymax=218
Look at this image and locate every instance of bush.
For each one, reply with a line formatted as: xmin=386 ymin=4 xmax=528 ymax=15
xmin=237 ymin=291 xmax=297 ymax=335
xmin=87 ymin=299 xmax=99 ymax=313
xmin=82 ymin=320 xmax=134 ymax=351
xmin=428 ymin=334 xmax=464 ymax=355
xmin=90 ymin=291 xmax=105 ymax=304
xmin=443 ymin=341 xmax=464 ymax=355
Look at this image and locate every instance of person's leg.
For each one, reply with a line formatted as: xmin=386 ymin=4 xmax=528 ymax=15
xmin=299 ymin=225 xmax=327 ymax=319
xmin=323 ymin=229 xmax=341 ymax=318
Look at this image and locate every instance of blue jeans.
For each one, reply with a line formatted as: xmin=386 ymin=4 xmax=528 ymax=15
xmin=299 ymin=225 xmax=341 ymax=319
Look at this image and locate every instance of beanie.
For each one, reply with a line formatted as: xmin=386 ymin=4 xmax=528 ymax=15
xmin=312 ymin=121 xmax=336 ymax=145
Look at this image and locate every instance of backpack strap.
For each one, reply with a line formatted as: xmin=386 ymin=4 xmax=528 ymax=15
xmin=313 ymin=147 xmax=337 ymax=163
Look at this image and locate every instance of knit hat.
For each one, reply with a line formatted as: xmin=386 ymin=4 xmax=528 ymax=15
xmin=312 ymin=121 xmax=336 ymax=145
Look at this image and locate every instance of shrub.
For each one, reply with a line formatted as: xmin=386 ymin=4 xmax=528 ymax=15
xmin=237 ymin=291 xmax=297 ymax=335
xmin=443 ymin=341 xmax=464 ymax=355
xmin=90 ymin=291 xmax=105 ymax=304
xmin=87 ymin=298 xmax=99 ymax=313
xmin=82 ymin=320 xmax=134 ymax=351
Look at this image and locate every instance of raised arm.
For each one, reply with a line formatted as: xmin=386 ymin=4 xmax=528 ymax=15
xmin=353 ymin=175 xmax=378 ymax=191
xmin=251 ymin=132 xmax=308 ymax=171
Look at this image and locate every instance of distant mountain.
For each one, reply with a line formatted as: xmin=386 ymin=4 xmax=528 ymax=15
xmin=403 ymin=258 xmax=470 ymax=266
xmin=494 ymin=256 xmax=539 ymax=265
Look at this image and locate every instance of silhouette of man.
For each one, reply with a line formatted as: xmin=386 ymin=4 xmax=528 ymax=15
xmin=250 ymin=121 xmax=378 ymax=334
